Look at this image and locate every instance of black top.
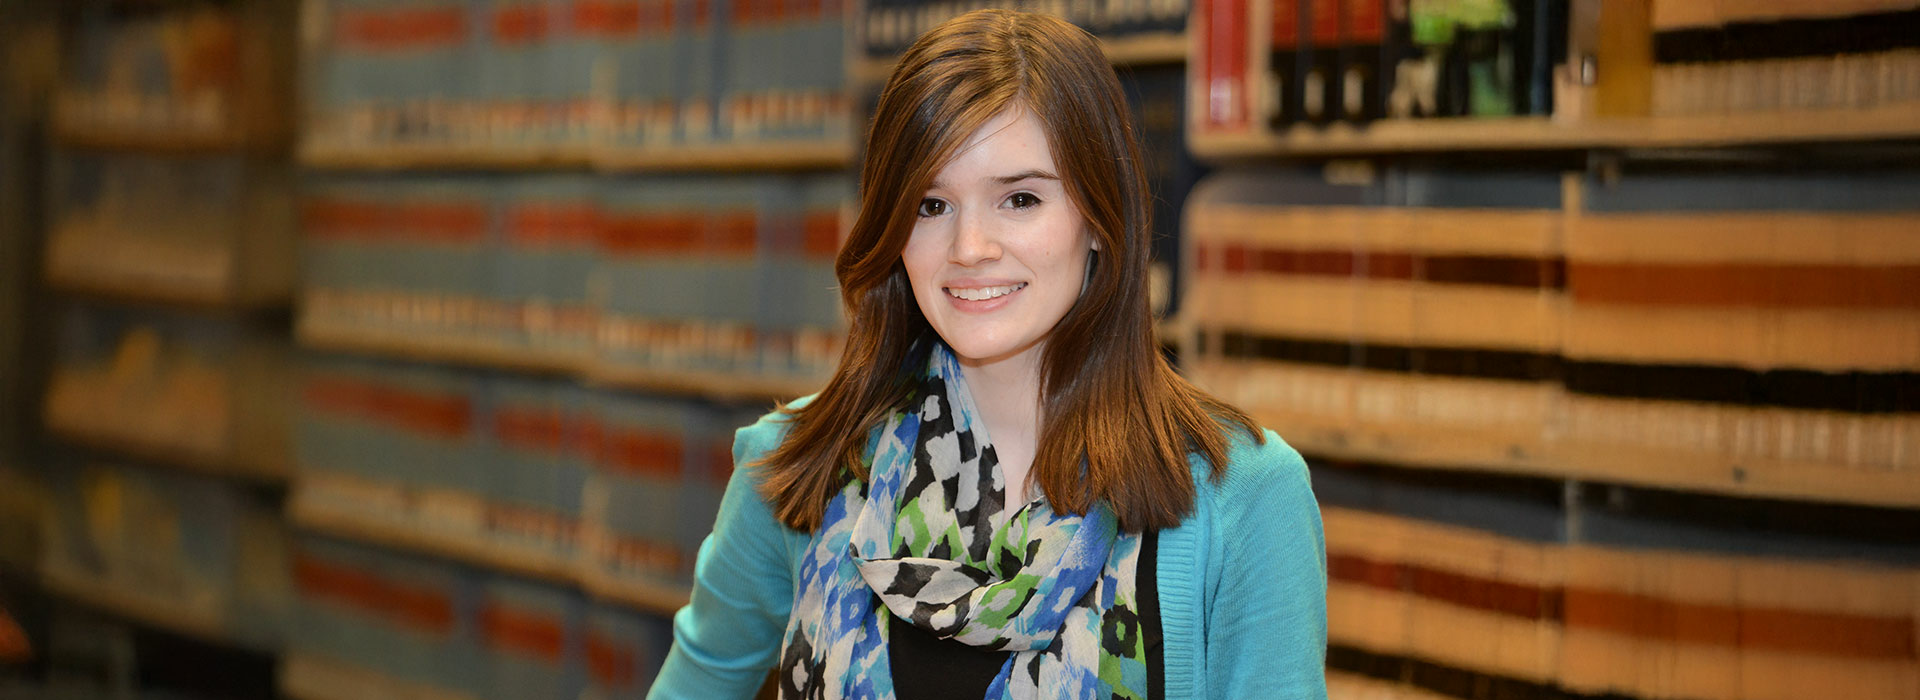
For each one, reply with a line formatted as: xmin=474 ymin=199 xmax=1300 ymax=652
xmin=889 ymin=530 xmax=1163 ymax=699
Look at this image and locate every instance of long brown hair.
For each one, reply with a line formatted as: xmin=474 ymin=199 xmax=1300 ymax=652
xmin=757 ymin=9 xmax=1261 ymax=532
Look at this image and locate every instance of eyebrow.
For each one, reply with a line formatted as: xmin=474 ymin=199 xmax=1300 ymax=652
xmin=929 ymin=170 xmax=1061 ymax=191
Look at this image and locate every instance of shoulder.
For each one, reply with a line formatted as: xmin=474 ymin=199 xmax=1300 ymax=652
xmin=1193 ymin=427 xmax=1314 ymax=517
xmin=731 ymin=393 xmax=818 ymax=466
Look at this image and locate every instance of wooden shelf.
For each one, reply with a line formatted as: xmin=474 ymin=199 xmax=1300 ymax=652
xmin=587 ymin=362 xmax=822 ymax=404
xmin=281 ymin=652 xmax=477 ymax=700
xmin=855 ymin=30 xmax=1188 ymax=85
xmin=296 ymin=319 xmax=590 ymax=376
xmin=289 ymin=479 xmax=690 ymax=616
xmin=47 ymin=419 xmax=290 ymax=485
xmin=299 ymin=140 xmax=854 ymax=172
xmin=289 ymin=485 xmax=580 ymax=587
xmin=594 ymin=140 xmax=855 ymax=172
xmin=1259 ymin=410 xmax=1920 ymax=511
xmin=52 ymin=121 xmax=254 ymax=154
xmin=48 ymin=272 xmax=286 ymax=315
xmin=1191 ymin=103 xmax=1920 ymax=159
xmin=40 ymin=566 xmax=261 ymax=650
xmin=299 ymin=314 xmax=822 ymax=403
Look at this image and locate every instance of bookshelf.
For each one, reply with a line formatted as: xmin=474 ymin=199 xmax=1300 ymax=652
xmin=296 ymin=313 xmax=823 ymax=404
xmin=853 ymin=30 xmax=1190 ymax=85
xmin=1190 ymin=103 xmax=1920 ymax=159
xmin=1179 ymin=2 xmax=1920 ymax=698
xmin=290 ymin=478 xmax=692 ymax=617
xmin=280 ymin=653 xmax=480 ymax=700
xmin=45 ymin=420 xmax=291 ymax=485
xmin=41 ymin=564 xmax=270 ymax=653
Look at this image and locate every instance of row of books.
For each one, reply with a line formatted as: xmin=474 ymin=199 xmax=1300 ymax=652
xmin=1196 ymin=0 xmax=1568 ymax=131
xmin=58 ymin=3 xmax=244 ymax=138
xmin=306 ymin=0 xmax=850 ymax=151
xmin=860 ymin=0 xmax=1190 ymax=58
xmin=1181 ymin=167 xmax=1920 ymax=498
xmin=295 ymin=354 xmax=764 ymax=591
xmin=302 ymin=172 xmax=849 ymax=381
xmin=37 ymin=459 xmax=292 ymax=649
xmin=46 ymin=150 xmax=295 ymax=303
xmin=44 ymin=305 xmax=289 ymax=473
xmin=1650 ymin=3 xmax=1920 ymax=116
xmin=1315 ymin=461 xmax=1920 ymax=700
xmin=294 ymin=534 xmax=673 ymax=700
xmin=1269 ymin=0 xmax=1566 ymax=126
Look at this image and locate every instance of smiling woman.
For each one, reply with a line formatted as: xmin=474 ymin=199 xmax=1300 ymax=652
xmin=647 ymin=9 xmax=1327 ymax=700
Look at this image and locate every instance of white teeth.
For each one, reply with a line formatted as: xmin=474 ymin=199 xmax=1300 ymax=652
xmin=946 ymin=283 xmax=1026 ymax=301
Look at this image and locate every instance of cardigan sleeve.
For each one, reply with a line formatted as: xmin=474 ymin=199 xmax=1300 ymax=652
xmin=647 ymin=415 xmax=799 ymax=699
xmin=1207 ymin=432 xmax=1328 ymax=699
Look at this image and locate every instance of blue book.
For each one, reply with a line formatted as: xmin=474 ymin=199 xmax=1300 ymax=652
xmin=480 ymin=576 xmax=587 ymax=700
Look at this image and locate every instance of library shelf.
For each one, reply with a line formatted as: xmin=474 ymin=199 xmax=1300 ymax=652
xmin=854 ymin=30 xmax=1189 ymax=85
xmin=296 ymin=315 xmax=823 ymax=403
xmin=288 ymin=483 xmax=581 ymax=588
xmin=593 ymin=140 xmax=856 ymax=172
xmin=40 ymin=565 xmax=257 ymax=651
xmin=296 ymin=319 xmax=591 ymax=377
xmin=298 ymin=140 xmax=855 ymax=172
xmin=1258 ymin=410 xmax=1920 ymax=511
xmin=1326 ymin=670 xmax=1455 ymax=700
xmin=46 ymin=419 xmax=290 ymax=485
xmin=280 ymin=652 xmax=479 ymax=700
xmin=288 ymin=477 xmax=692 ymax=616
xmin=298 ymin=142 xmax=594 ymax=171
xmin=586 ymin=362 xmax=824 ymax=404
xmin=51 ymin=120 xmax=255 ymax=154
xmin=47 ymin=272 xmax=284 ymax=315
xmin=1190 ymin=103 xmax=1920 ymax=160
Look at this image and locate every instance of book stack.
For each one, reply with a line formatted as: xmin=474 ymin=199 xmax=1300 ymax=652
xmin=1315 ymin=463 xmax=1920 ymax=700
xmin=301 ymin=172 xmax=849 ymax=383
xmin=859 ymin=0 xmax=1189 ymax=60
xmin=45 ymin=148 xmax=295 ymax=306
xmin=304 ymin=0 xmax=851 ymax=153
xmin=44 ymin=305 xmax=290 ymax=475
xmin=292 ymin=354 xmax=748 ymax=596
xmin=1561 ymin=170 xmax=1920 ymax=496
xmin=1196 ymin=0 xmax=1566 ymax=132
xmin=291 ymin=534 xmax=677 ymax=698
xmin=1650 ymin=1 xmax=1920 ymax=118
xmin=1184 ymin=165 xmax=1920 ymax=502
xmin=56 ymin=3 xmax=242 ymax=140
xmin=1183 ymin=166 xmax=1564 ymax=465
xmin=39 ymin=457 xmax=292 ymax=649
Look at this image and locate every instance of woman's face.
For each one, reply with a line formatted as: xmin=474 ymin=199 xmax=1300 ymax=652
xmin=902 ymin=107 xmax=1096 ymax=370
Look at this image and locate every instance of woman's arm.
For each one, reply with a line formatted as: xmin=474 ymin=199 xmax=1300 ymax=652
xmin=648 ymin=418 xmax=800 ymax=699
xmin=1208 ymin=434 xmax=1328 ymax=698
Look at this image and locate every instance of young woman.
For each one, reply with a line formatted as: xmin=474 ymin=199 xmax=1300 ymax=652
xmin=648 ymin=9 xmax=1325 ymax=699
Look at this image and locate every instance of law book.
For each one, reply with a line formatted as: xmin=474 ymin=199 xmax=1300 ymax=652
xmin=1304 ymin=0 xmax=1344 ymax=123
xmin=1196 ymin=0 xmax=1253 ymax=131
xmin=482 ymin=576 xmax=587 ymax=699
xmin=585 ymin=604 xmax=674 ymax=696
xmin=585 ymin=392 xmax=692 ymax=587
xmin=1338 ymin=0 xmax=1388 ymax=123
xmin=1267 ymin=0 xmax=1308 ymax=128
xmin=672 ymin=0 xmax=723 ymax=143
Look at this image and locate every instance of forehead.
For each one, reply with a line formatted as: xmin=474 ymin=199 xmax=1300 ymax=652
xmin=932 ymin=108 xmax=1057 ymax=184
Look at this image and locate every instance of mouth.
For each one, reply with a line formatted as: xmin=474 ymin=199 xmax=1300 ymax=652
xmin=945 ymin=283 xmax=1027 ymax=302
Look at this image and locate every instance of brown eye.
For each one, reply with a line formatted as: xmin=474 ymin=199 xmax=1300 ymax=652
xmin=917 ymin=198 xmax=948 ymax=217
xmin=1007 ymin=192 xmax=1041 ymax=209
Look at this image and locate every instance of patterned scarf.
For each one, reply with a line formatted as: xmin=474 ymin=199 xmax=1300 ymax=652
xmin=778 ymin=344 xmax=1149 ymax=699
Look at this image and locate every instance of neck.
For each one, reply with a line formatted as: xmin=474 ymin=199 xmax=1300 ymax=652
xmin=954 ymin=343 xmax=1043 ymax=498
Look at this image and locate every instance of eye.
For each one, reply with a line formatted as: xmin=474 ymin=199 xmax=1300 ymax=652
xmin=1006 ymin=192 xmax=1042 ymax=209
xmin=916 ymin=198 xmax=949 ymax=218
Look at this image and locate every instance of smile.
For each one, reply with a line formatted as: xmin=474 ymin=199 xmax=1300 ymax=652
xmin=945 ymin=283 xmax=1027 ymax=301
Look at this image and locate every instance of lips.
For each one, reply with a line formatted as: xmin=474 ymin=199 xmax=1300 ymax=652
xmin=946 ymin=282 xmax=1027 ymax=301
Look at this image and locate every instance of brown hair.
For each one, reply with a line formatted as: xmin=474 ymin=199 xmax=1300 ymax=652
xmin=757 ymin=9 xmax=1261 ymax=532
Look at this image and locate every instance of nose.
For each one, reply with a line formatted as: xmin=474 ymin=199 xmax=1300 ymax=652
xmin=948 ymin=210 xmax=1000 ymax=266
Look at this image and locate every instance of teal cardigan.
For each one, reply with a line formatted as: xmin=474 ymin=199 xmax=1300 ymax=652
xmin=647 ymin=403 xmax=1328 ymax=699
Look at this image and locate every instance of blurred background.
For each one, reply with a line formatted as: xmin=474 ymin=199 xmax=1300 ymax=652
xmin=0 ymin=0 xmax=1916 ymax=698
